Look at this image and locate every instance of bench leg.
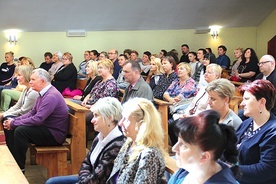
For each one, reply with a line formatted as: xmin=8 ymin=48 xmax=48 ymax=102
xmin=36 ymin=152 xmax=68 ymax=178
xmin=29 ymin=146 xmax=36 ymax=165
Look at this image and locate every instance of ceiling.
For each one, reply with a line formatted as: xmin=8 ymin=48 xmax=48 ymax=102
xmin=0 ymin=0 xmax=275 ymax=32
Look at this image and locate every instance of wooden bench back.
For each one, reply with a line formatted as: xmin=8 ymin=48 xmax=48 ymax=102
xmin=65 ymin=99 xmax=89 ymax=174
xmin=76 ymin=78 xmax=88 ymax=90
xmin=67 ymin=113 xmax=79 ymax=173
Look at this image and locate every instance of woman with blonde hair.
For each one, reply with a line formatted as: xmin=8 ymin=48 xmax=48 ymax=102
xmin=72 ymin=61 xmax=102 ymax=104
xmin=82 ymin=59 xmax=119 ymax=141
xmin=107 ymin=98 xmax=166 ymax=183
xmin=230 ymin=47 xmax=243 ymax=79
xmin=206 ymin=78 xmax=242 ymax=129
xmin=163 ymin=62 xmax=197 ymax=104
xmin=82 ymin=59 xmax=118 ymax=108
xmin=21 ymin=57 xmax=35 ymax=69
xmin=147 ymin=58 xmax=170 ymax=99
xmin=0 ymin=51 xmax=16 ymax=85
xmin=2 ymin=65 xmax=39 ymax=152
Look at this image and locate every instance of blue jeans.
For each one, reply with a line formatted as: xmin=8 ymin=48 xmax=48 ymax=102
xmin=46 ymin=175 xmax=78 ymax=184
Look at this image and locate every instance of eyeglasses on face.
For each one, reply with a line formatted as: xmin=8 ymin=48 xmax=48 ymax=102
xmin=258 ymin=61 xmax=271 ymax=66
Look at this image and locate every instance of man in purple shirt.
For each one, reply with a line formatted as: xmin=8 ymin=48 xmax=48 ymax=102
xmin=3 ymin=68 xmax=69 ymax=173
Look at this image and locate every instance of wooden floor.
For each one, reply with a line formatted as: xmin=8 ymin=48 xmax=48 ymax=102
xmin=25 ymin=148 xmax=48 ymax=184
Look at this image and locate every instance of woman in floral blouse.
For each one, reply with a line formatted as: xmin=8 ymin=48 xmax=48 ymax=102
xmin=82 ymin=59 xmax=119 ymax=133
xmin=163 ymin=62 xmax=197 ymax=104
xmin=107 ymin=98 xmax=166 ymax=184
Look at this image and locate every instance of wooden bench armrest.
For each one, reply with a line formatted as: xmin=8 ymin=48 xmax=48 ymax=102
xmin=64 ymin=98 xmax=90 ymax=112
xmin=154 ymin=98 xmax=173 ymax=106
xmin=164 ymin=154 xmax=178 ymax=174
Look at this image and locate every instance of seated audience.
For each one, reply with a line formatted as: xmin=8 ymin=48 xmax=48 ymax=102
xmin=0 ymin=65 xmax=38 ymax=123
xmin=130 ymin=50 xmax=142 ymax=63
xmin=123 ymin=49 xmax=132 ymax=60
xmin=197 ymin=53 xmax=212 ymax=88
xmin=169 ymin=110 xmax=239 ymax=184
xmin=216 ymin=45 xmax=231 ymax=70
xmin=21 ymin=57 xmax=35 ymax=69
xmin=48 ymin=51 xmax=63 ymax=78
xmin=121 ymin=60 xmax=153 ymax=104
xmin=117 ymin=54 xmax=129 ymax=89
xmin=206 ymin=78 xmax=242 ymax=129
xmin=239 ymin=54 xmax=276 ymax=120
xmin=180 ymin=64 xmax=221 ymax=117
xmin=159 ymin=49 xmax=167 ymax=59
xmin=82 ymin=59 xmax=119 ymax=130
xmin=0 ymin=59 xmax=35 ymax=111
xmin=147 ymin=58 xmax=170 ymax=99
xmin=235 ymin=48 xmax=259 ymax=82
xmin=72 ymin=61 xmax=102 ymax=104
xmin=108 ymin=49 xmax=121 ymax=80
xmin=52 ymin=52 xmax=77 ymax=93
xmin=236 ymin=80 xmax=276 ymax=183
xmin=0 ymin=66 xmax=18 ymax=97
xmin=229 ymin=47 xmax=243 ymax=80
xmin=140 ymin=51 xmax=151 ymax=76
xmin=167 ymin=50 xmax=180 ymax=65
xmin=46 ymin=97 xmax=125 ymax=184
xmin=39 ymin=52 xmax=53 ymax=71
xmin=3 ymin=68 xmax=69 ymax=173
xmin=161 ymin=56 xmax=178 ymax=83
xmin=188 ymin=51 xmax=201 ymax=83
xmin=107 ymin=98 xmax=166 ymax=183
xmin=98 ymin=51 xmax=108 ymax=60
xmin=169 ymin=64 xmax=221 ymax=145
xmin=179 ymin=44 xmax=190 ymax=63
xmin=256 ymin=54 xmax=276 ymax=115
xmin=0 ymin=51 xmax=16 ymax=85
xmin=78 ymin=50 xmax=90 ymax=78
xmin=90 ymin=50 xmax=99 ymax=61
xmin=163 ymin=63 xmax=197 ymax=105
xmin=205 ymin=47 xmax=216 ymax=64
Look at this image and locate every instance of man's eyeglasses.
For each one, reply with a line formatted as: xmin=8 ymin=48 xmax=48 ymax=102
xmin=258 ymin=61 xmax=271 ymax=66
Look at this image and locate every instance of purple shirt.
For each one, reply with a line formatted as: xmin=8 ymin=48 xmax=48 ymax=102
xmin=10 ymin=86 xmax=69 ymax=144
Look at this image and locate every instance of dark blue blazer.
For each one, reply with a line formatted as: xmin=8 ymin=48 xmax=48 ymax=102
xmin=236 ymin=113 xmax=276 ymax=184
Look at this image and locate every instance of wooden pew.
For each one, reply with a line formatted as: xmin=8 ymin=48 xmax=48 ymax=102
xmin=30 ymin=99 xmax=89 ymax=178
xmin=0 ymin=145 xmax=29 ymax=184
xmin=76 ymin=78 xmax=88 ymax=90
xmin=154 ymin=98 xmax=173 ymax=152
xmin=164 ymin=154 xmax=178 ymax=174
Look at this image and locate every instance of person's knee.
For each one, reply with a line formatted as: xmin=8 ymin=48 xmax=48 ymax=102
xmin=14 ymin=126 xmax=28 ymax=138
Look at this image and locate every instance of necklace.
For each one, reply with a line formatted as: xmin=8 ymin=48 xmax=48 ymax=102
xmin=220 ymin=109 xmax=230 ymax=122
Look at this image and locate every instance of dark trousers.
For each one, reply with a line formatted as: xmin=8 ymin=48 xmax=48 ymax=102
xmin=168 ymin=119 xmax=179 ymax=146
xmin=4 ymin=126 xmax=59 ymax=170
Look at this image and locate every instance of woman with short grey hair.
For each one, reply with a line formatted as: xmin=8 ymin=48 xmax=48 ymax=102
xmin=46 ymin=97 xmax=125 ymax=184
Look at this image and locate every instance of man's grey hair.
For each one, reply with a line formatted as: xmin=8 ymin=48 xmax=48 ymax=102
xmin=32 ymin=68 xmax=51 ymax=82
